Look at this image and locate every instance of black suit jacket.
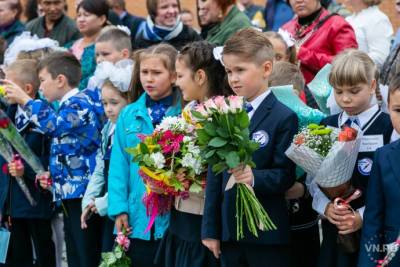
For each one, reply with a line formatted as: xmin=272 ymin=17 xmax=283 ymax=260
xmin=201 ymin=93 xmax=298 ymax=244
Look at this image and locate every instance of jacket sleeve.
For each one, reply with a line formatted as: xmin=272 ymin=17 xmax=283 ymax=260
xmin=298 ymin=19 xmax=358 ymax=73
xmin=82 ymin=147 xmax=105 ymax=211
xmin=107 ymin=114 xmax=130 ymax=218
xmin=201 ymin=166 xmax=223 ymax=240
xmin=252 ymin=112 xmax=298 ymax=194
xmin=358 ymin=150 xmax=385 ymax=267
xmin=24 ymin=99 xmax=88 ymax=138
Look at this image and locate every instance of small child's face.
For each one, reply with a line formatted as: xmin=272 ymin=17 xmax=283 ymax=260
xmin=223 ymin=54 xmax=272 ymax=101
xmin=334 ymin=82 xmax=375 ymax=116
xmin=101 ymin=85 xmax=128 ymax=123
xmin=175 ymin=58 xmax=203 ymax=102
xmin=140 ymin=57 xmax=175 ymax=101
xmin=38 ymin=68 xmax=62 ymax=103
xmin=269 ymin=38 xmax=289 ymax=62
xmin=180 ymin=12 xmax=194 ymax=27
xmin=96 ymin=41 xmax=128 ymax=64
xmin=389 ymin=90 xmax=400 ymax=134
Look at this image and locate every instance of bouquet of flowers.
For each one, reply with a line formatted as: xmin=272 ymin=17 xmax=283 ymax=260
xmin=99 ymin=229 xmax=131 ymax=267
xmin=0 ymin=109 xmax=50 ymax=186
xmin=189 ymin=96 xmax=276 ymax=240
xmin=285 ymin=123 xmax=361 ymax=199
xmin=127 ymin=116 xmax=206 ymax=232
xmin=0 ymin=134 xmax=36 ymax=206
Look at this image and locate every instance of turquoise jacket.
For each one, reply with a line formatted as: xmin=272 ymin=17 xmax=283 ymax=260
xmin=108 ymin=92 xmax=182 ymax=240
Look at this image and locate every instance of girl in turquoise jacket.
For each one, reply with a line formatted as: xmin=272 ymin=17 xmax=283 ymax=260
xmin=108 ymin=43 xmax=182 ymax=267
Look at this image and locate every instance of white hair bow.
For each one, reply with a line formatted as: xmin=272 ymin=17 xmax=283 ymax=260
xmin=278 ymin=29 xmax=295 ymax=48
xmin=93 ymin=59 xmax=134 ymax=92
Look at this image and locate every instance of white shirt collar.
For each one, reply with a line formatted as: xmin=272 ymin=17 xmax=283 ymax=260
xmin=59 ymin=88 xmax=79 ymax=106
xmin=340 ymin=104 xmax=379 ymax=128
xmin=247 ymin=89 xmax=271 ymax=118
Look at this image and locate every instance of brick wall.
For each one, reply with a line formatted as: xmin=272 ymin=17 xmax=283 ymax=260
xmin=31 ymin=0 xmax=399 ymax=32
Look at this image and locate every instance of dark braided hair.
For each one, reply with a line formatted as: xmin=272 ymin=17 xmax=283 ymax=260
xmin=177 ymin=41 xmax=232 ymax=98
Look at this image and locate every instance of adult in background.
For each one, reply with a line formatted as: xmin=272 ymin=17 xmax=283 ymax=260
xmin=281 ymin=0 xmax=357 ymax=85
xmin=68 ymin=0 xmax=108 ymax=90
xmin=238 ymin=0 xmax=266 ymax=29
xmin=345 ymin=0 xmax=393 ymax=67
xmin=133 ymin=0 xmax=200 ymax=51
xmin=264 ymin=0 xmax=294 ymax=31
xmin=26 ymin=0 xmax=80 ymax=47
xmin=198 ymin=0 xmax=251 ymax=46
xmin=108 ymin=0 xmax=145 ymax=39
xmin=0 ymin=0 xmax=24 ymax=48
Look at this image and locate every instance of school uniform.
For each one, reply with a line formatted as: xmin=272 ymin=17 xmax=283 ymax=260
xmin=311 ymin=104 xmax=393 ymax=267
xmin=201 ymin=90 xmax=299 ymax=267
xmin=108 ymin=90 xmax=182 ymax=267
xmin=23 ymin=88 xmax=106 ymax=267
xmin=155 ymin=101 xmax=219 ymax=267
xmin=81 ymin=121 xmax=116 ymax=252
xmin=0 ymin=103 xmax=55 ymax=267
xmin=358 ymin=139 xmax=400 ymax=267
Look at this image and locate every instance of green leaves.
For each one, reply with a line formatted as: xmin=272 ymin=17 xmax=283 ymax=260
xmin=226 ymin=151 xmax=240 ymax=168
xmin=209 ymin=137 xmax=228 ymax=147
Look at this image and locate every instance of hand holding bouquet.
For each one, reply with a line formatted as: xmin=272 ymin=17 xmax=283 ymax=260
xmin=127 ymin=116 xmax=206 ymax=232
xmin=190 ymin=96 xmax=277 ymax=240
xmin=99 ymin=228 xmax=131 ymax=267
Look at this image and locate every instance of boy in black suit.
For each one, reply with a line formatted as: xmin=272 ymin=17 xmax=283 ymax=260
xmin=201 ymin=28 xmax=298 ymax=267
xmin=358 ymin=76 xmax=400 ymax=267
xmin=0 ymin=59 xmax=55 ymax=267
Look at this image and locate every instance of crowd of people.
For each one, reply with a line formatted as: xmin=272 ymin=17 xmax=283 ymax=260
xmin=0 ymin=0 xmax=400 ymax=267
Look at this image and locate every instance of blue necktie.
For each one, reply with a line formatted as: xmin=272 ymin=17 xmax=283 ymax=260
xmin=245 ymin=102 xmax=253 ymax=113
xmin=146 ymin=94 xmax=173 ymax=125
xmin=344 ymin=117 xmax=360 ymax=128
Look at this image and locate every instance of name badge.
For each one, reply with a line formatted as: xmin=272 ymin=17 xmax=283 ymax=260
xmin=359 ymin=135 xmax=384 ymax=152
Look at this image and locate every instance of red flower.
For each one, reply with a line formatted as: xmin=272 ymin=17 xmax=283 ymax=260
xmin=157 ymin=130 xmax=184 ymax=154
xmin=2 ymin=163 xmax=8 ymax=175
xmin=338 ymin=126 xmax=358 ymax=142
xmin=294 ymin=134 xmax=305 ymax=145
xmin=0 ymin=118 xmax=10 ymax=129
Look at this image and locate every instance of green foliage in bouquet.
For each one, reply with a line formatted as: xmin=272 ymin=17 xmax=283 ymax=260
xmin=191 ymin=103 xmax=259 ymax=175
xmin=293 ymin=123 xmax=334 ymax=157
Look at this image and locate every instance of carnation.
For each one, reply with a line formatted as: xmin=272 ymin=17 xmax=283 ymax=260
xmin=150 ymin=152 xmax=166 ymax=169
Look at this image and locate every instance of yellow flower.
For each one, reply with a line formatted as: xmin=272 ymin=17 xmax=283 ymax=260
xmin=0 ymin=86 xmax=5 ymax=97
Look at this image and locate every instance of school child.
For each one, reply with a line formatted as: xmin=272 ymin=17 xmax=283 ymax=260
xmin=0 ymin=59 xmax=55 ymax=267
xmin=358 ymin=76 xmax=400 ymax=267
xmin=310 ymin=49 xmax=393 ymax=267
xmin=269 ymin=61 xmax=323 ymax=267
xmin=108 ymin=43 xmax=182 ymax=267
xmin=80 ymin=61 xmax=132 ymax=252
xmin=154 ymin=41 xmax=232 ymax=267
xmin=265 ymin=31 xmax=318 ymax=108
xmin=201 ymin=28 xmax=299 ymax=267
xmin=4 ymin=52 xmax=106 ymax=267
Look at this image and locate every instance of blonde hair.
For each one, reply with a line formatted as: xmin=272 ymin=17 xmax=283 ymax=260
xmin=130 ymin=43 xmax=178 ymax=102
xmin=329 ymin=49 xmax=377 ymax=88
xmin=6 ymin=59 xmax=40 ymax=91
xmin=16 ymin=47 xmax=55 ymax=62
xmin=102 ymin=80 xmax=130 ymax=101
xmin=269 ymin=61 xmax=304 ymax=95
xmin=223 ymin=28 xmax=275 ymax=65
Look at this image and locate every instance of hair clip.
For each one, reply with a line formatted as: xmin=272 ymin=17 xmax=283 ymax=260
xmin=278 ymin=29 xmax=295 ymax=48
xmin=116 ymin=25 xmax=132 ymax=36
xmin=212 ymin=46 xmax=225 ymax=66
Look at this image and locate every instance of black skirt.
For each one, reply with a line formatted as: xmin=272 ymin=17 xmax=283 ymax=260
xmin=156 ymin=209 xmax=220 ymax=267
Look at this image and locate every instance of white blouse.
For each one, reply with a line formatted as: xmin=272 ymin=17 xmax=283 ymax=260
xmin=346 ymin=5 xmax=393 ymax=67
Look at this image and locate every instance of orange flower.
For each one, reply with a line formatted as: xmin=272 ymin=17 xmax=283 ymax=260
xmin=338 ymin=126 xmax=358 ymax=142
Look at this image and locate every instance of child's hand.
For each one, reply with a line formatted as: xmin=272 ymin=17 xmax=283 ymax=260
xmin=324 ymin=202 xmax=352 ymax=225
xmin=81 ymin=204 xmax=93 ymax=229
xmin=147 ymin=181 xmax=166 ymax=194
xmin=115 ymin=213 xmax=132 ymax=236
xmin=336 ymin=210 xmax=362 ymax=235
xmin=229 ymin=165 xmax=254 ymax=186
xmin=2 ymin=80 xmax=32 ymax=106
xmin=202 ymin=238 xmax=221 ymax=259
xmin=285 ymin=182 xmax=305 ymax=199
xmin=8 ymin=161 xmax=24 ymax=177
xmin=36 ymin=172 xmax=52 ymax=190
